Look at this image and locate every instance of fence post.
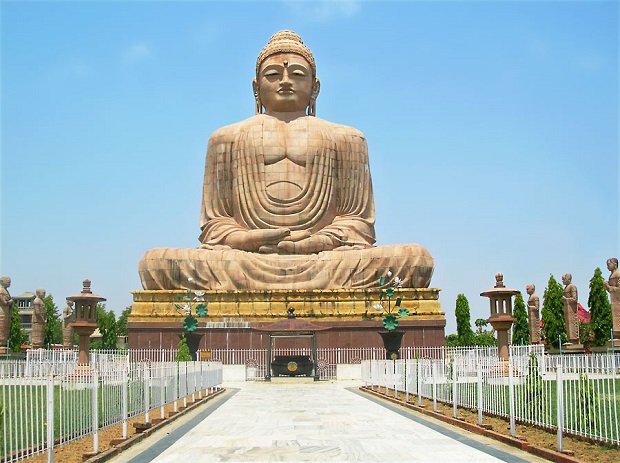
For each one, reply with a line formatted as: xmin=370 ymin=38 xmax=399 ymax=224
xmin=405 ymin=360 xmax=410 ymax=402
xmin=92 ymin=369 xmax=99 ymax=454
xmin=173 ymin=362 xmax=179 ymax=414
xmin=509 ymin=357 xmax=516 ymax=437
xmin=160 ymin=363 xmax=166 ymax=420
xmin=432 ymin=361 xmax=438 ymax=412
xmin=452 ymin=360 xmax=458 ymax=419
xmin=46 ymin=373 xmax=54 ymax=463
xmin=417 ymin=359 xmax=422 ymax=407
xmin=144 ymin=363 xmax=150 ymax=424
xmin=477 ymin=361 xmax=483 ymax=426
xmin=557 ymin=363 xmax=564 ymax=452
xmin=122 ymin=364 xmax=128 ymax=439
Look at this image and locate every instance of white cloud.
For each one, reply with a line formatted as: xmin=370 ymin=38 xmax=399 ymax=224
xmin=122 ymin=43 xmax=151 ymax=63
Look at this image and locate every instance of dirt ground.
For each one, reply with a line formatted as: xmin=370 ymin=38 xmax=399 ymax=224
xmin=22 ymin=387 xmax=620 ymax=463
xmin=374 ymin=386 xmax=619 ymax=463
xmin=24 ymin=401 xmax=188 ymax=463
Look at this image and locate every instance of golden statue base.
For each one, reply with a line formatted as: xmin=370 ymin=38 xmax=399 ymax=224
xmin=128 ymin=288 xmax=445 ymax=350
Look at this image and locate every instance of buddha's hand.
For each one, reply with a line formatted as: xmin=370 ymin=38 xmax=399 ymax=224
xmin=225 ymin=228 xmax=291 ymax=252
xmin=277 ymin=235 xmax=336 ymax=255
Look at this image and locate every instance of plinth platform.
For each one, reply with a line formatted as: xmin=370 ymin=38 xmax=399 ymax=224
xmin=127 ymin=288 xmax=445 ymax=350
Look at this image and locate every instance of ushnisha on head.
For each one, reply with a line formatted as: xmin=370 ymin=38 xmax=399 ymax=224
xmin=253 ymin=30 xmax=321 ymax=116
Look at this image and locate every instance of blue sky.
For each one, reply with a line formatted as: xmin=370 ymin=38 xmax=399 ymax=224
xmin=2 ymin=1 xmax=618 ymax=335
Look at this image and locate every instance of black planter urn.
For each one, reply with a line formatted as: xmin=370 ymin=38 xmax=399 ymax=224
xmin=182 ymin=331 xmax=204 ymax=361
xmin=379 ymin=330 xmax=405 ymax=360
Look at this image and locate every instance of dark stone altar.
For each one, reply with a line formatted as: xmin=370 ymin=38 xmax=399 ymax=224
xmin=271 ymin=355 xmax=314 ymax=377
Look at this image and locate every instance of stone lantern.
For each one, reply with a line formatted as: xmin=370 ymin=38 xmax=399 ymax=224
xmin=480 ymin=273 xmax=519 ymax=362
xmin=66 ymin=279 xmax=105 ymax=365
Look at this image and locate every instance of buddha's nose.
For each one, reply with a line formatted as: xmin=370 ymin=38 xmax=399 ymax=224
xmin=281 ymin=70 xmax=292 ymax=85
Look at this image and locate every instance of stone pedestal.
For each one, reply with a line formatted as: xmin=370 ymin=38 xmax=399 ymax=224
xmin=128 ymin=288 xmax=445 ymax=350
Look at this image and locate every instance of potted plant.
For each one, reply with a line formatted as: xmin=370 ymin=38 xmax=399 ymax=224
xmin=373 ymin=272 xmax=409 ymax=359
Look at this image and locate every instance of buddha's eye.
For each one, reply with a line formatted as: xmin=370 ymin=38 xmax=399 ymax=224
xmin=263 ymin=70 xmax=280 ymax=77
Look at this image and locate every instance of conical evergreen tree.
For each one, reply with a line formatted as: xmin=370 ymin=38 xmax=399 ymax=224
xmin=8 ymin=301 xmax=25 ymax=352
xmin=176 ymin=334 xmax=192 ymax=361
xmin=541 ymin=275 xmax=566 ymax=348
xmin=512 ymin=292 xmax=530 ymax=345
xmin=588 ymin=267 xmax=612 ymax=346
xmin=455 ymin=294 xmax=475 ymax=346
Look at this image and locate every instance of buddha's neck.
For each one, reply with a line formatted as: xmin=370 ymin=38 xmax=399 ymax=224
xmin=264 ymin=110 xmax=307 ymax=123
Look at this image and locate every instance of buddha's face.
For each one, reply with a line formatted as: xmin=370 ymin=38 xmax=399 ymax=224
xmin=526 ymin=285 xmax=534 ymax=295
xmin=256 ymin=53 xmax=315 ymax=114
xmin=608 ymin=259 xmax=617 ymax=272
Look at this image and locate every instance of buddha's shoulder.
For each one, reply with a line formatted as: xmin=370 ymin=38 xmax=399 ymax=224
xmin=311 ymin=117 xmax=366 ymax=141
xmin=208 ymin=116 xmax=263 ymax=144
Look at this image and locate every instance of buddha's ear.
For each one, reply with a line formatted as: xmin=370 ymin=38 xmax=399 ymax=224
xmin=308 ymin=78 xmax=320 ymax=116
xmin=312 ymin=78 xmax=321 ymax=99
xmin=252 ymin=79 xmax=262 ymax=115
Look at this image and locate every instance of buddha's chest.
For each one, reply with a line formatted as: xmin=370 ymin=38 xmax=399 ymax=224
xmin=260 ymin=123 xmax=316 ymax=166
xmin=251 ymin=120 xmax=331 ymax=201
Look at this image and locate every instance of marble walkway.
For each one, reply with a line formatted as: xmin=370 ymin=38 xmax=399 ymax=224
xmin=108 ymin=381 xmax=550 ymax=463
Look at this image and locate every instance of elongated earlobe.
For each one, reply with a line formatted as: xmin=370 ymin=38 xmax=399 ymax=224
xmin=308 ymin=78 xmax=320 ymax=117
xmin=252 ymin=79 xmax=262 ymax=115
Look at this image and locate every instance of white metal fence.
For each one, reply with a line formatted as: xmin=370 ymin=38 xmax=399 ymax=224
xmin=0 ymin=357 xmax=223 ymax=463
xmin=361 ymin=350 xmax=620 ymax=449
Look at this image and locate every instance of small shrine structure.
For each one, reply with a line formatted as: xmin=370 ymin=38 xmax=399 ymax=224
xmin=253 ymin=308 xmax=330 ymax=381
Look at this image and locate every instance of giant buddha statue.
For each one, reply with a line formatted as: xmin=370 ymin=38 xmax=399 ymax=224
xmin=139 ymin=31 xmax=434 ymax=291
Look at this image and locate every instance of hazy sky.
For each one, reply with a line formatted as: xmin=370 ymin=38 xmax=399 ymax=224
xmin=2 ymin=1 xmax=618 ymax=335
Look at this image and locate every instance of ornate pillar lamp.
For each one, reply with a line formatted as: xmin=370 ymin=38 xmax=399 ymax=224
xmin=66 ymin=279 xmax=105 ymax=365
xmin=480 ymin=273 xmax=519 ymax=362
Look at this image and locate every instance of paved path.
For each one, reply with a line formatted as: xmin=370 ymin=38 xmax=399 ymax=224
xmin=108 ymin=381 xmax=550 ymax=462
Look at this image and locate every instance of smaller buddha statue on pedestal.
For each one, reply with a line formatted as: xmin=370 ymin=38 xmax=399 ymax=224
xmin=526 ymin=284 xmax=540 ymax=344
xmin=31 ymin=288 xmax=46 ymax=349
xmin=604 ymin=257 xmax=620 ymax=340
xmin=561 ymin=273 xmax=579 ymax=344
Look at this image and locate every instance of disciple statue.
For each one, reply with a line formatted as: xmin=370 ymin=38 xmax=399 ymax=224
xmin=526 ymin=284 xmax=540 ymax=344
xmin=139 ymin=30 xmax=434 ymax=291
xmin=604 ymin=257 xmax=620 ymax=340
xmin=561 ymin=273 xmax=579 ymax=344
xmin=62 ymin=300 xmax=75 ymax=349
xmin=31 ymin=288 xmax=46 ymax=349
xmin=0 ymin=275 xmax=11 ymax=352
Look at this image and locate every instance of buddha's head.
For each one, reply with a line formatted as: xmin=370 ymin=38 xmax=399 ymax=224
xmin=562 ymin=273 xmax=572 ymax=285
xmin=0 ymin=275 xmax=10 ymax=290
xmin=526 ymin=284 xmax=535 ymax=295
xmin=253 ymin=30 xmax=321 ymax=116
xmin=36 ymin=288 xmax=46 ymax=299
xmin=608 ymin=257 xmax=618 ymax=272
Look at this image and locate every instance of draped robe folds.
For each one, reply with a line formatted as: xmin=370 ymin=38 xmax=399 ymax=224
xmin=139 ymin=115 xmax=434 ymax=291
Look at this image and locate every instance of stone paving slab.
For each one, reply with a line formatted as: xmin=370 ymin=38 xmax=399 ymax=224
xmin=108 ymin=381 xmax=551 ymax=463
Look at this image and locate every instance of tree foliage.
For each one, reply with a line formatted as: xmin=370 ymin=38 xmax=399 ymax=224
xmin=588 ymin=267 xmax=613 ymax=346
xmin=43 ymin=294 xmax=62 ymax=348
xmin=541 ymin=275 xmax=566 ymax=348
xmin=474 ymin=318 xmax=497 ymax=347
xmin=176 ymin=334 xmax=192 ymax=361
xmin=512 ymin=292 xmax=530 ymax=346
xmin=8 ymin=302 xmax=26 ymax=352
xmin=455 ymin=294 xmax=475 ymax=346
xmin=117 ymin=307 xmax=131 ymax=337
xmin=91 ymin=304 xmax=119 ymax=350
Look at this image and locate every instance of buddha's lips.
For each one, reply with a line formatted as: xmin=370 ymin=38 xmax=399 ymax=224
xmin=278 ymin=89 xmax=294 ymax=94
